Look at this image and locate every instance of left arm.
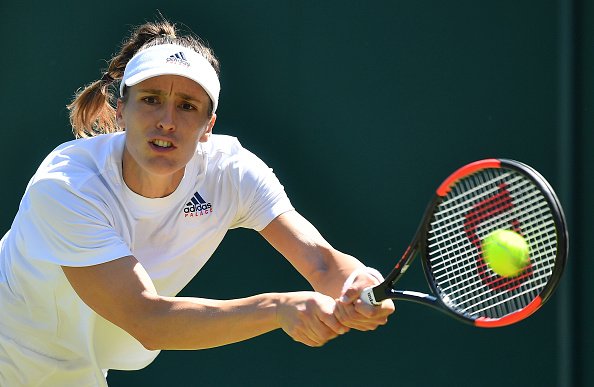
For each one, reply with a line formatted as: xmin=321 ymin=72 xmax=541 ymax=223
xmin=259 ymin=210 xmax=362 ymax=298
xmin=259 ymin=210 xmax=394 ymax=330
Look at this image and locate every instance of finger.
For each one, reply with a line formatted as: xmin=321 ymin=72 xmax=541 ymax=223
xmin=334 ymin=302 xmax=375 ymax=331
xmin=339 ymin=285 xmax=361 ymax=304
xmin=354 ymin=298 xmax=395 ymax=319
xmin=310 ymin=294 xmax=352 ymax=336
xmin=309 ymin=312 xmax=342 ymax=342
xmin=297 ymin=321 xmax=339 ymax=347
xmin=285 ymin=319 xmax=329 ymax=347
xmin=318 ymin=307 xmax=350 ymax=335
xmin=294 ymin=332 xmax=323 ymax=347
xmin=336 ymin=299 xmax=395 ymax=331
xmin=297 ymin=303 xmax=342 ymax=345
xmin=340 ymin=275 xmax=383 ymax=305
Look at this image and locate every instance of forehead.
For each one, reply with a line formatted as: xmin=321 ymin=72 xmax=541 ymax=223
xmin=132 ymin=74 xmax=210 ymax=102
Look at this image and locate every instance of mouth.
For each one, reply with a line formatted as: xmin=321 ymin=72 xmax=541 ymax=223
xmin=152 ymin=139 xmax=173 ymax=148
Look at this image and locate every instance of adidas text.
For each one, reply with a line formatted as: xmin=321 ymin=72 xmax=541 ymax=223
xmin=184 ymin=192 xmax=212 ymax=218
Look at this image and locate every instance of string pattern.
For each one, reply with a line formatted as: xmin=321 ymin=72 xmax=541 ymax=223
xmin=427 ymin=168 xmax=558 ymax=319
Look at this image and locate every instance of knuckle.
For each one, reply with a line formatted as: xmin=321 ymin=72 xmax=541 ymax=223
xmin=321 ymin=329 xmax=338 ymax=341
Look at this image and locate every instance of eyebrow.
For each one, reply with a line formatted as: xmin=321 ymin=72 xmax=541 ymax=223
xmin=137 ymin=88 xmax=202 ymax=103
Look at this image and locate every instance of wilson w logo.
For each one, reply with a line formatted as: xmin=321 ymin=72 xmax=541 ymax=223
xmin=464 ymin=184 xmax=533 ymax=291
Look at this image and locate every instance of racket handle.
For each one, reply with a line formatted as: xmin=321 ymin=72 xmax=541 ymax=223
xmin=361 ymin=286 xmax=382 ymax=306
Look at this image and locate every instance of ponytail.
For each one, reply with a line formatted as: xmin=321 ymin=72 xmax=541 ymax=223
xmin=68 ymin=19 xmax=219 ymax=138
xmin=67 ymin=74 xmax=117 ymax=138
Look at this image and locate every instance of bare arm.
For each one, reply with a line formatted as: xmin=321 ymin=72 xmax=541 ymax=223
xmin=260 ymin=211 xmax=364 ymax=298
xmin=259 ymin=210 xmax=364 ymax=298
xmin=62 ymin=256 xmax=345 ymax=350
xmin=259 ymin=210 xmax=395 ymax=331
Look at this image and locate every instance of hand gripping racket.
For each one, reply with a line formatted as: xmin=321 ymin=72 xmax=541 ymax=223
xmin=361 ymin=159 xmax=568 ymax=327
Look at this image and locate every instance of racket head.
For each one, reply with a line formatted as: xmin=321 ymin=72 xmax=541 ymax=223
xmin=419 ymin=159 xmax=568 ymax=327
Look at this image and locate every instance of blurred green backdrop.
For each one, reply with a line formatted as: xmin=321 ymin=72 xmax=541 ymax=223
xmin=0 ymin=1 xmax=591 ymax=386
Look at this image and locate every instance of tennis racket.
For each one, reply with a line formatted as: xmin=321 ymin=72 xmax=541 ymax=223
xmin=361 ymin=159 xmax=568 ymax=327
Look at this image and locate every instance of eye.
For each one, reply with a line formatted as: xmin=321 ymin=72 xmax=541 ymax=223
xmin=141 ymin=96 xmax=159 ymax=104
xmin=179 ymin=102 xmax=197 ymax=111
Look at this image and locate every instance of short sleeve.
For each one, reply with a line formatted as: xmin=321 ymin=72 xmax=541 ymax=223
xmin=230 ymin=149 xmax=294 ymax=231
xmin=19 ymin=179 xmax=132 ymax=267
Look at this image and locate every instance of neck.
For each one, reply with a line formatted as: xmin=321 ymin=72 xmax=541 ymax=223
xmin=122 ymin=148 xmax=185 ymax=198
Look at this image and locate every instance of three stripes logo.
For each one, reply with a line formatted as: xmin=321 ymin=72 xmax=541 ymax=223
xmin=166 ymin=51 xmax=190 ymax=67
xmin=184 ymin=192 xmax=212 ymax=217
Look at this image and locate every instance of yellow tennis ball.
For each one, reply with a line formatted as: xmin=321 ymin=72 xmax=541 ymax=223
xmin=482 ymin=230 xmax=530 ymax=278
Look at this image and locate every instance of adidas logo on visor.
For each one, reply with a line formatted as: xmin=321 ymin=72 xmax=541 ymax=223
xmin=166 ymin=51 xmax=190 ymax=67
xmin=184 ymin=192 xmax=212 ymax=217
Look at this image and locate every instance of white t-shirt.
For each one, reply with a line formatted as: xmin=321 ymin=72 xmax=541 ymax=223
xmin=0 ymin=132 xmax=293 ymax=375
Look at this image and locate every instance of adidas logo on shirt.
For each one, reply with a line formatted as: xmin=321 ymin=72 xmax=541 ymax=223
xmin=184 ymin=192 xmax=212 ymax=217
xmin=166 ymin=51 xmax=190 ymax=67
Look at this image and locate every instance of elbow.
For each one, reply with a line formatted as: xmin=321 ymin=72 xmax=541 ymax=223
xmin=139 ymin=339 xmax=160 ymax=352
xmin=128 ymin=324 xmax=164 ymax=351
xmin=120 ymin=320 xmax=160 ymax=351
xmin=118 ymin=298 xmax=169 ymax=351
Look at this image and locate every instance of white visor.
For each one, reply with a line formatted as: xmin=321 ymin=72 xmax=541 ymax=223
xmin=120 ymin=44 xmax=220 ymax=113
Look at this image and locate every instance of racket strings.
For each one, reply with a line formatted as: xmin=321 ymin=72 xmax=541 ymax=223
xmin=427 ymin=168 xmax=558 ymax=319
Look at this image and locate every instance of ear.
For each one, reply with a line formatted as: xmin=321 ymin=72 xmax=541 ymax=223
xmin=115 ymin=99 xmax=126 ymax=129
xmin=199 ymin=113 xmax=216 ymax=142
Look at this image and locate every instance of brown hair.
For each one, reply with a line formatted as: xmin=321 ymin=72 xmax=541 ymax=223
xmin=68 ymin=19 xmax=219 ymax=138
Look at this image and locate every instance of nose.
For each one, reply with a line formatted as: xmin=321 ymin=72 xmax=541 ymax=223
xmin=157 ymin=102 xmax=176 ymax=131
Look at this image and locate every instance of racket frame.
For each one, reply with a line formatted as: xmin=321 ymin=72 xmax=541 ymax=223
xmin=363 ymin=159 xmax=569 ymax=327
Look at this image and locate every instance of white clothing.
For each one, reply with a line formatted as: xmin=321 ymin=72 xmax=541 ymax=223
xmin=0 ymin=132 xmax=293 ymax=385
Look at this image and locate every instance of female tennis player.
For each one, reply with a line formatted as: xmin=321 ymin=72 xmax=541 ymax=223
xmin=0 ymin=19 xmax=394 ymax=385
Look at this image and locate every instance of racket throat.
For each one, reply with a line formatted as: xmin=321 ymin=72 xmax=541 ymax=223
xmin=387 ymin=289 xmax=439 ymax=308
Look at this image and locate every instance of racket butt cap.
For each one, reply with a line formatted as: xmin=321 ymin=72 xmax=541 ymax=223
xmin=361 ymin=287 xmax=382 ymax=306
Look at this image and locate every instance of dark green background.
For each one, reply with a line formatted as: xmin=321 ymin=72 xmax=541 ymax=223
xmin=1 ymin=1 xmax=591 ymax=386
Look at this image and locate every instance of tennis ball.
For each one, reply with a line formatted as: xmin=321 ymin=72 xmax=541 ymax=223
xmin=482 ymin=230 xmax=530 ymax=278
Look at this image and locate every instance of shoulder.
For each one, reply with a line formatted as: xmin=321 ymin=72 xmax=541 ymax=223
xmin=205 ymin=134 xmax=246 ymax=156
xmin=23 ymin=133 xmax=125 ymax=216
xmin=33 ymin=133 xmax=125 ymax=190
xmin=205 ymin=134 xmax=267 ymax=170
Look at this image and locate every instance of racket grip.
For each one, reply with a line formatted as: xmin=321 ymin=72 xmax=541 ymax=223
xmin=361 ymin=286 xmax=382 ymax=306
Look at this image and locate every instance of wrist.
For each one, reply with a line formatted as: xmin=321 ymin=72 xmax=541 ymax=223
xmin=341 ymin=267 xmax=384 ymax=294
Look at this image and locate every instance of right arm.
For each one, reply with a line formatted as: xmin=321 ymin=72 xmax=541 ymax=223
xmin=62 ymin=255 xmax=346 ymax=349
